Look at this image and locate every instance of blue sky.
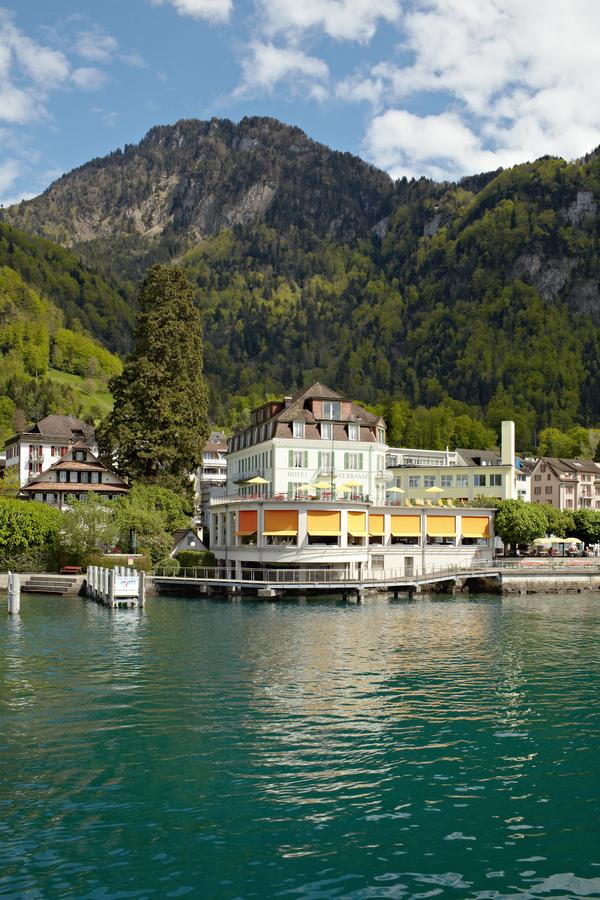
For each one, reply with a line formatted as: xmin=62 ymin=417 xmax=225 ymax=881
xmin=2 ymin=0 xmax=600 ymax=206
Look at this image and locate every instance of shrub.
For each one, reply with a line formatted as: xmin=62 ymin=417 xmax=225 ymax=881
xmin=155 ymin=556 xmax=180 ymax=575
xmin=176 ymin=550 xmax=216 ymax=570
xmin=0 ymin=547 xmax=57 ymax=573
xmin=0 ymin=498 xmax=60 ymax=561
xmin=86 ymin=553 xmax=152 ymax=572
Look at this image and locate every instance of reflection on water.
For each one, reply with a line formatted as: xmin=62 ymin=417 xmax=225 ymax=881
xmin=0 ymin=592 xmax=599 ymax=899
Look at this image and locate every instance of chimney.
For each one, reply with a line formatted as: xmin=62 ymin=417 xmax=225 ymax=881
xmin=283 ymin=396 xmax=292 ymax=408
xmin=501 ymin=420 xmax=515 ymax=467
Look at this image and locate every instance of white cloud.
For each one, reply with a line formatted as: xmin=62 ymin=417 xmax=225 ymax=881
xmin=352 ymin=0 xmax=600 ymax=179
xmin=235 ymin=41 xmax=329 ymax=97
xmin=0 ymin=157 xmax=21 ymax=194
xmin=257 ymin=0 xmax=401 ymax=42
xmin=149 ymin=0 xmax=232 ymax=23
xmin=120 ymin=51 xmax=148 ymax=68
xmin=73 ymin=27 xmax=118 ymax=63
xmin=71 ymin=67 xmax=108 ymax=90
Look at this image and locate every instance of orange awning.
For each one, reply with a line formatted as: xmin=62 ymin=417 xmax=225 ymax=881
xmin=235 ymin=509 xmax=257 ymax=536
xmin=426 ymin=515 xmax=456 ymax=537
xmin=461 ymin=516 xmax=490 ymax=538
xmin=263 ymin=509 xmax=298 ymax=536
xmin=307 ymin=510 xmax=341 ymax=536
xmin=347 ymin=510 xmax=367 ymax=536
xmin=368 ymin=514 xmax=385 ymax=536
xmin=391 ymin=515 xmax=421 ymax=537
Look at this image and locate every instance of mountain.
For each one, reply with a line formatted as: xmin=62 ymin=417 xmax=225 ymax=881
xmin=4 ymin=116 xmax=394 ymax=283
xmin=3 ymin=119 xmax=600 ymax=449
xmin=0 ymin=222 xmax=123 ymax=444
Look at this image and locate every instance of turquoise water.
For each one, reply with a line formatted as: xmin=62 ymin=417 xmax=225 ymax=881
xmin=1 ymin=593 xmax=599 ymax=899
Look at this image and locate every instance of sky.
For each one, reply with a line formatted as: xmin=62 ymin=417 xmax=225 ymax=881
xmin=2 ymin=0 xmax=600 ymax=206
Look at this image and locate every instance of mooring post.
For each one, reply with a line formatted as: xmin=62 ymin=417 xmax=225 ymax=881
xmin=7 ymin=572 xmax=20 ymax=615
xmin=139 ymin=571 xmax=146 ymax=607
xmin=108 ymin=569 xmax=116 ymax=607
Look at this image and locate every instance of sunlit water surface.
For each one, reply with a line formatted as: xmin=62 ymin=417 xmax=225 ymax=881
xmin=1 ymin=593 xmax=599 ymax=899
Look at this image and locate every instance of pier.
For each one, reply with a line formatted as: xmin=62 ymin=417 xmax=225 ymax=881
xmin=153 ymin=559 xmax=600 ymax=598
xmin=87 ymin=565 xmax=146 ymax=608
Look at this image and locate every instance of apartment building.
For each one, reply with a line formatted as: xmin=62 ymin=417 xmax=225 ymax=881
xmin=530 ymin=458 xmax=600 ymax=510
xmin=4 ymin=415 xmax=97 ymax=487
xmin=193 ymin=431 xmax=228 ymax=531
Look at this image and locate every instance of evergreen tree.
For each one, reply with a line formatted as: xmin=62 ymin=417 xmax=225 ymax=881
xmin=98 ymin=265 xmax=209 ymax=488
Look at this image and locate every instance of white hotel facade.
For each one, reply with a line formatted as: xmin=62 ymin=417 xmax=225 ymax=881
xmin=209 ymin=384 xmax=495 ymax=578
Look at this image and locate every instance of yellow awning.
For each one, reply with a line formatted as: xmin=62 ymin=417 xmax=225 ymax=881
xmin=347 ymin=510 xmax=367 ymax=536
xmin=235 ymin=509 xmax=257 ymax=536
xmin=263 ymin=509 xmax=298 ymax=536
xmin=391 ymin=515 xmax=421 ymax=537
xmin=307 ymin=509 xmax=341 ymax=536
xmin=368 ymin=514 xmax=385 ymax=536
xmin=461 ymin=516 xmax=490 ymax=538
xmin=426 ymin=515 xmax=456 ymax=537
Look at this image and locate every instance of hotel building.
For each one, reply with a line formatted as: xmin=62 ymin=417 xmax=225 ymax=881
xmin=209 ymin=384 xmax=495 ymax=578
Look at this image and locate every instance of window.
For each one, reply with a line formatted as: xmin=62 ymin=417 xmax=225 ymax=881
xmin=348 ymin=423 xmax=359 ymax=441
xmin=441 ymin=475 xmax=453 ymax=487
xmin=456 ymin=475 xmax=469 ymax=487
xmin=424 ymin=475 xmax=436 ymax=488
xmin=345 ymin=452 xmax=363 ymax=470
xmin=545 ymin=486 xmax=552 ymax=494
xmin=489 ymin=474 xmax=502 ymax=486
xmin=74 ymin=450 xmax=86 ymax=461
xmin=540 ymin=464 xmax=546 ymax=473
xmin=293 ymin=421 xmax=304 ymax=438
xmin=320 ymin=422 xmax=332 ymax=440
xmin=371 ymin=554 xmax=384 ymax=570
xmin=323 ymin=401 xmax=341 ymax=420
xmin=534 ymin=474 xmax=542 ymax=481
xmin=474 ymin=474 xmax=486 ymax=486
xmin=34 ymin=492 xmax=44 ymax=502
xmin=289 ymin=450 xmax=308 ymax=468
xmin=91 ymin=472 xmax=100 ymax=484
xmin=69 ymin=471 xmax=78 ymax=483
xmin=377 ymin=427 xmax=385 ymax=444
xmin=409 ymin=475 xmax=421 ymax=488
xmin=59 ymin=470 xmax=67 ymax=483
xmin=319 ymin=451 xmax=333 ymax=474
xmin=534 ymin=486 xmax=541 ymax=495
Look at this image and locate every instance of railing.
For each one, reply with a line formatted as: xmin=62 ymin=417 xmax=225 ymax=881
xmin=153 ymin=557 xmax=600 ymax=585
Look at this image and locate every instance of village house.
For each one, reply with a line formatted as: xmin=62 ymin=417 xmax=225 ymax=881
xmin=4 ymin=415 xmax=98 ymax=487
xmin=20 ymin=442 xmax=129 ymax=510
xmin=529 ymin=457 xmax=600 ymax=510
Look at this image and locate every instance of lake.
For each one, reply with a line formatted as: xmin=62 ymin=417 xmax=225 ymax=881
xmin=1 ymin=593 xmax=599 ymax=899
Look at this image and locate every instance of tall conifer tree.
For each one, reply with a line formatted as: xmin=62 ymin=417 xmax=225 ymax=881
xmin=98 ymin=265 xmax=209 ymax=488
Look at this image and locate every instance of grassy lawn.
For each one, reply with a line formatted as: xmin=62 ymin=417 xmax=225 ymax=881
xmin=48 ymin=368 xmax=114 ymax=419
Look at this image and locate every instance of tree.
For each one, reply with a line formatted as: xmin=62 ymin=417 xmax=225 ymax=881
xmin=97 ymin=264 xmax=209 ymax=488
xmin=113 ymin=483 xmax=191 ymax=564
xmin=0 ymin=498 xmax=60 ymax=558
xmin=571 ymin=509 xmax=600 ymax=545
xmin=0 ymin=465 xmax=21 ymax=498
xmin=494 ymin=500 xmax=548 ymax=555
xmin=58 ymin=496 xmax=119 ymax=560
xmin=543 ymin=506 xmax=574 ymax=538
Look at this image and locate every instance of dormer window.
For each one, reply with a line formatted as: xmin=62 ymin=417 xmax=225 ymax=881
xmin=323 ymin=401 xmax=341 ymax=420
xmin=74 ymin=450 xmax=86 ymax=461
xmin=348 ymin=423 xmax=359 ymax=441
xmin=321 ymin=422 xmax=332 ymax=440
xmin=293 ymin=421 xmax=305 ymax=439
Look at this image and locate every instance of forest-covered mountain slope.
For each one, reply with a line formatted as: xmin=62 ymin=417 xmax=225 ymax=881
xmin=3 ymin=119 xmax=600 ymax=448
xmin=0 ymin=224 xmax=123 ymax=444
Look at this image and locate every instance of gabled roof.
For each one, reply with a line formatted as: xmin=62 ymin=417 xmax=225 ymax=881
xmin=275 ymin=382 xmax=381 ymax=427
xmin=538 ymin=457 xmax=600 ymax=477
xmin=21 ymin=443 xmax=128 ymax=490
xmin=456 ymin=447 xmax=502 ymax=466
xmin=6 ymin=414 xmax=96 ymax=446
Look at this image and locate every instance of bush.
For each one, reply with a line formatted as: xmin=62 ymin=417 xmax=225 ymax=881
xmin=176 ymin=550 xmax=216 ymax=569
xmin=0 ymin=547 xmax=57 ymax=573
xmin=155 ymin=556 xmax=180 ymax=575
xmin=0 ymin=498 xmax=60 ymax=559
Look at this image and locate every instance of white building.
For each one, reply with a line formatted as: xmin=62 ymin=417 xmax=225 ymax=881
xmin=388 ymin=422 xmax=518 ymax=504
xmin=226 ymin=382 xmax=388 ymax=503
xmin=193 ymin=431 xmax=228 ymax=533
xmin=20 ymin=442 xmax=128 ymax=510
xmin=210 ymin=384 xmax=495 ymax=577
xmin=4 ymin=415 xmax=97 ymax=487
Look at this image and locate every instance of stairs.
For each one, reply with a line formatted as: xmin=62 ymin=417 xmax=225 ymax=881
xmin=21 ymin=574 xmax=82 ymax=595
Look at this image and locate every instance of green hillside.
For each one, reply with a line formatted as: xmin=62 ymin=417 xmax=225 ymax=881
xmin=0 ymin=263 xmax=121 ymax=445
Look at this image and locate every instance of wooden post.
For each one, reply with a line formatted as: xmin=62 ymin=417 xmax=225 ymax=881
xmin=108 ymin=570 xmax=115 ymax=607
xmin=7 ymin=572 xmax=20 ymax=615
xmin=139 ymin=571 xmax=146 ymax=607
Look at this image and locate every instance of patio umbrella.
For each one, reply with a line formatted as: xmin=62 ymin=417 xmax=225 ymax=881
xmin=339 ymin=480 xmax=363 ymax=487
xmin=387 ymin=486 xmax=405 ymax=493
xmin=533 ymin=537 xmax=552 ymax=546
xmin=313 ymin=481 xmax=332 ymax=490
xmin=244 ymin=476 xmax=270 ymax=485
xmin=564 ymin=536 xmax=583 ymax=544
xmin=425 ymin=485 xmax=445 ymax=493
